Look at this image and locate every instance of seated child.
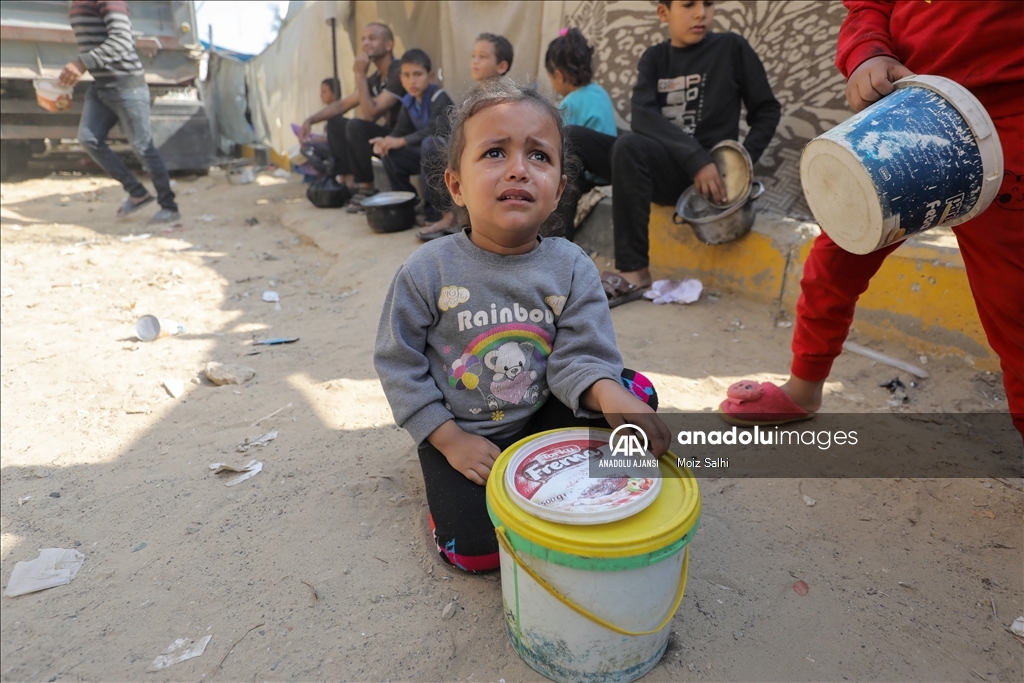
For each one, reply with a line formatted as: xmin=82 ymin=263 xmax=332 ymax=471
xmin=417 ymin=32 xmax=515 ymax=241
xmin=320 ymin=77 xmax=340 ymax=106
xmin=292 ymin=78 xmax=343 ymax=176
xmin=582 ymin=0 xmax=781 ymax=306
xmin=543 ymin=27 xmax=617 ymax=240
xmin=370 ymin=49 xmax=454 ymax=225
xmin=470 ymin=32 xmax=514 ymax=82
xmin=374 ymin=79 xmax=670 ymax=572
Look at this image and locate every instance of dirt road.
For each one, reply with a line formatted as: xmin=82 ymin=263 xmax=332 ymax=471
xmin=1 ymin=170 xmax=1020 ymax=682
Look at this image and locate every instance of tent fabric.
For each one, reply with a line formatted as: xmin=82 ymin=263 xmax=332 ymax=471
xmin=209 ymin=0 xmax=852 ymax=219
xmin=201 ymin=50 xmax=261 ymax=149
xmin=245 ymin=1 xmax=355 ymax=155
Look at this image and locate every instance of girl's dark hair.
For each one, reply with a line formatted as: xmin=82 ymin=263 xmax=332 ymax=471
xmin=400 ymin=48 xmax=431 ymax=73
xmin=321 ymin=77 xmax=340 ymax=98
xmin=476 ymin=32 xmax=514 ymax=71
xmin=427 ymin=78 xmax=580 ymax=234
xmin=544 ymin=27 xmax=593 ymax=87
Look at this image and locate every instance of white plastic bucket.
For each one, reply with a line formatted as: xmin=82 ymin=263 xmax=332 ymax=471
xmin=800 ymin=75 xmax=1004 ymax=254
xmin=487 ymin=428 xmax=701 ymax=683
xmin=33 ymin=79 xmax=74 ymax=113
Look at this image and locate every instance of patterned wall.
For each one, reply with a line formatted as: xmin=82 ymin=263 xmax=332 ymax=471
xmin=563 ymin=0 xmax=853 ymax=218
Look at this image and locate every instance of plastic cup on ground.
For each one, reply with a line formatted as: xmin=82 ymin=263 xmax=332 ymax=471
xmin=135 ymin=315 xmax=186 ymax=341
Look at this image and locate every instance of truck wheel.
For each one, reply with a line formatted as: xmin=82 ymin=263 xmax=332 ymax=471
xmin=0 ymin=141 xmax=31 ymax=181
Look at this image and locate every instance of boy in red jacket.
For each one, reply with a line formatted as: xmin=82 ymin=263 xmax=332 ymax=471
xmin=720 ymin=0 xmax=1024 ymax=437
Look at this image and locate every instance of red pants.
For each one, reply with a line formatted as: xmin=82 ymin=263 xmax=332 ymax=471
xmin=792 ymin=114 xmax=1024 ymax=435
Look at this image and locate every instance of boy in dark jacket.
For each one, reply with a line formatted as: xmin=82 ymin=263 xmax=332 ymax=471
xmin=370 ymin=49 xmax=453 ymax=225
xmin=584 ymin=0 xmax=780 ymax=305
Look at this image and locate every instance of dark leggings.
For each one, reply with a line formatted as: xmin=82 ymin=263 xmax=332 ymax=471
xmin=418 ymin=370 xmax=657 ymax=572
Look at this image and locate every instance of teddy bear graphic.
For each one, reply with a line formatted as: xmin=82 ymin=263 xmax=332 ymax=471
xmin=483 ymin=341 xmax=541 ymax=410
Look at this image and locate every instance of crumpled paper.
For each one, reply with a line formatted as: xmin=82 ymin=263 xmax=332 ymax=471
xmin=5 ymin=548 xmax=85 ymax=597
xmin=209 ymin=459 xmax=263 ymax=486
xmin=148 ymin=635 xmax=212 ymax=671
xmin=643 ymin=278 xmax=703 ymax=305
xmin=235 ymin=430 xmax=277 ymax=453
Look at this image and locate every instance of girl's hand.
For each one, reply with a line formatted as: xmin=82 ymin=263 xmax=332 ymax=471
xmin=693 ymin=163 xmax=727 ymax=206
xmin=582 ymin=379 xmax=673 ymax=457
xmin=428 ymin=421 xmax=501 ymax=485
xmin=845 ymin=56 xmax=915 ymax=112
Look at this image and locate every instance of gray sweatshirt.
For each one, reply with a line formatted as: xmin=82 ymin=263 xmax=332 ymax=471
xmin=374 ymin=230 xmax=623 ymax=444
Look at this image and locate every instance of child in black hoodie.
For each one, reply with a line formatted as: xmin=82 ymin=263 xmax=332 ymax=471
xmin=571 ymin=0 xmax=780 ymax=305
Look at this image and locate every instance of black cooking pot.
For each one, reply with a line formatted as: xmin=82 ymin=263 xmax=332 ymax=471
xmin=361 ymin=191 xmax=418 ymax=233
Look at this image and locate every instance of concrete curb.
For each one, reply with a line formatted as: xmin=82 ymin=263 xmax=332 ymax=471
xmin=576 ymin=201 xmax=995 ymax=371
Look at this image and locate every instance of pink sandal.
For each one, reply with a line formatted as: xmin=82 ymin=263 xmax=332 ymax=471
xmin=718 ymin=380 xmax=814 ymax=427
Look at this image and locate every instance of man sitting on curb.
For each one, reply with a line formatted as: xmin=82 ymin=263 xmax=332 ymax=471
xmin=299 ymin=22 xmax=406 ymax=211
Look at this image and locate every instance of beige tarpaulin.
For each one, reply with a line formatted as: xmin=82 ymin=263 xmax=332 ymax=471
xmin=353 ymin=0 xmax=563 ymax=104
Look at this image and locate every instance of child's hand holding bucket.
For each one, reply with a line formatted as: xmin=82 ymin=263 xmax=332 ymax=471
xmin=845 ymin=56 xmax=915 ymax=112
xmin=583 ymin=379 xmax=672 ymax=456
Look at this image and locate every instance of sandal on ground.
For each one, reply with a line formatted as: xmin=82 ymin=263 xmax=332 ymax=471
xmin=344 ymin=188 xmax=378 ymax=214
xmin=600 ymin=271 xmax=648 ymax=308
xmin=416 ymin=225 xmax=461 ymax=242
xmin=718 ymin=380 xmax=814 ymax=427
xmin=117 ymin=195 xmax=154 ymax=217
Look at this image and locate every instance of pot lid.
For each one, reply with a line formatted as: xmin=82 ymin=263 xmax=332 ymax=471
xmin=359 ymin=191 xmax=417 ymax=207
xmin=503 ymin=429 xmax=662 ymax=525
xmin=710 ymin=140 xmax=753 ymax=208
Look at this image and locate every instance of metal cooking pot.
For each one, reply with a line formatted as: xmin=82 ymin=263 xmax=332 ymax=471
xmin=360 ymin=191 xmax=418 ymax=233
xmin=673 ymin=181 xmax=765 ymax=245
xmin=708 ymin=139 xmax=753 ymax=209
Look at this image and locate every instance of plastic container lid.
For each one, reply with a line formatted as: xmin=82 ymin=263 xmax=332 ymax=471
xmin=502 ymin=428 xmax=662 ymax=525
xmin=487 ymin=428 xmax=701 ymax=562
xmin=359 ymin=191 xmax=417 ymax=207
xmin=709 ymin=139 xmax=753 ymax=209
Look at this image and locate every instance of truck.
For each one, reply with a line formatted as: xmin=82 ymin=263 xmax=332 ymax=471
xmin=0 ymin=0 xmax=215 ymax=179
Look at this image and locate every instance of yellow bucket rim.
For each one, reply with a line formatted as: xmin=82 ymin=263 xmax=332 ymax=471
xmin=486 ymin=427 xmax=702 ymax=559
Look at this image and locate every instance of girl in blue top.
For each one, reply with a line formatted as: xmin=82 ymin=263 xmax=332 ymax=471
xmin=545 ymin=28 xmax=617 ymax=136
xmin=544 ymin=28 xmax=617 ymax=240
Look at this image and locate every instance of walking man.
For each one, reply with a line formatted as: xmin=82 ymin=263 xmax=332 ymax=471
xmin=60 ymin=0 xmax=180 ymax=223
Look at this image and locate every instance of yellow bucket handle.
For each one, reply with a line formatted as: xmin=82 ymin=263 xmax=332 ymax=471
xmin=495 ymin=525 xmax=690 ymax=637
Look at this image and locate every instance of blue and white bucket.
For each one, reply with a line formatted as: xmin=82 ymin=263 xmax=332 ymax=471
xmin=800 ymin=75 xmax=1004 ymax=254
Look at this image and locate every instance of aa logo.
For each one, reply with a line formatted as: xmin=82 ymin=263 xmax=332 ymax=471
xmin=610 ymin=424 xmax=649 ymax=457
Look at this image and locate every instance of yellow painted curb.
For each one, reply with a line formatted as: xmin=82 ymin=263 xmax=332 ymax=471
xmin=239 ymin=144 xmax=290 ymax=170
xmin=647 ymin=205 xmax=996 ymax=371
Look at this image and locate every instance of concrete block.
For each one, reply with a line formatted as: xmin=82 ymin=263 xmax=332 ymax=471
xmin=576 ymin=199 xmax=995 ymax=370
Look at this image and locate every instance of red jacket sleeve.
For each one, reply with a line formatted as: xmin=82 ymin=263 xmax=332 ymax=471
xmin=836 ymin=0 xmax=898 ymax=78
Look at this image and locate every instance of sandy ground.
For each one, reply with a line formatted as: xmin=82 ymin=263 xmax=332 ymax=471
xmin=1 ymin=170 xmax=1021 ymax=683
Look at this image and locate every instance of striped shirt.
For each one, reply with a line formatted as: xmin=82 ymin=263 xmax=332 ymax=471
xmin=69 ymin=0 xmax=145 ymax=85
